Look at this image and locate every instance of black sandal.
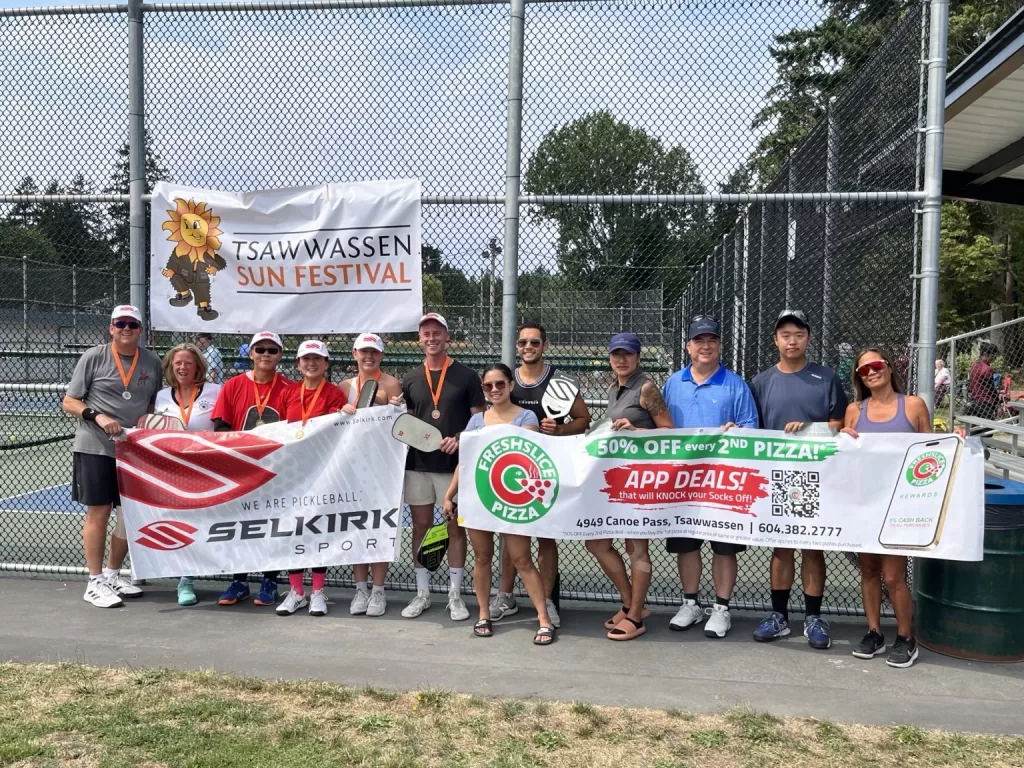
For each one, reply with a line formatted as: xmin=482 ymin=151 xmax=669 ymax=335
xmin=534 ymin=626 xmax=556 ymax=646
xmin=473 ymin=619 xmax=493 ymax=638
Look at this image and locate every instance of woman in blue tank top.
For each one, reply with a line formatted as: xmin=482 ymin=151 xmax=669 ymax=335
xmin=840 ymin=348 xmax=931 ymax=669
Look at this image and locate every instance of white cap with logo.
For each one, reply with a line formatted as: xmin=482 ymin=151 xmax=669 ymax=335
xmin=296 ymin=339 xmax=329 ymax=359
xmin=418 ymin=312 xmax=448 ymax=331
xmin=249 ymin=331 xmax=284 ymax=350
xmin=110 ymin=305 xmax=143 ymax=323
xmin=353 ymin=333 xmax=384 ymax=352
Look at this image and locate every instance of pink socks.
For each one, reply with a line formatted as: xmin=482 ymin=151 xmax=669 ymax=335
xmin=311 ymin=571 xmax=326 ymax=592
xmin=288 ymin=572 xmax=305 ymax=595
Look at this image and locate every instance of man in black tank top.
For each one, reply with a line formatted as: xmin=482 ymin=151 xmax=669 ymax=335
xmin=490 ymin=323 xmax=591 ymax=628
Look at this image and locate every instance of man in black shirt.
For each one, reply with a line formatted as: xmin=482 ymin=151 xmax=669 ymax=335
xmin=397 ymin=313 xmax=486 ymax=620
xmin=493 ymin=322 xmax=590 ymax=627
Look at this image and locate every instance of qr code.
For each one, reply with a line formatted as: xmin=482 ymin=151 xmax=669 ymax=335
xmin=771 ymin=470 xmax=820 ymax=518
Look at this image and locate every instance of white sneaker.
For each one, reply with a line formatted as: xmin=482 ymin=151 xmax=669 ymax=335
xmin=349 ymin=587 xmax=370 ymax=615
xmin=367 ymin=590 xmax=387 ymax=617
xmin=545 ymin=598 xmax=561 ymax=629
xmin=106 ymin=572 xmax=143 ymax=598
xmin=402 ymin=590 xmax=431 ymax=618
xmin=83 ymin=579 xmax=123 ymax=608
xmin=276 ymin=589 xmax=308 ymax=616
xmin=669 ymin=599 xmax=703 ymax=631
xmin=447 ymin=588 xmax=470 ymax=621
xmin=309 ymin=589 xmax=328 ymax=617
xmin=489 ymin=592 xmax=518 ymax=620
xmin=704 ymin=604 xmax=731 ymax=638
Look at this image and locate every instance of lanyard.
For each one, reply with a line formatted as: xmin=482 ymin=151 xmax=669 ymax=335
xmin=299 ymin=380 xmax=327 ymax=426
xmin=424 ymin=357 xmax=451 ymax=416
xmin=111 ymin=345 xmax=139 ymax=395
xmin=176 ymin=385 xmax=198 ymax=426
xmin=253 ymin=374 xmax=277 ymax=419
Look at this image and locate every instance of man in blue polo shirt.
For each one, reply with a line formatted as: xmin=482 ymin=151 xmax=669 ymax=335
xmin=661 ymin=315 xmax=758 ymax=639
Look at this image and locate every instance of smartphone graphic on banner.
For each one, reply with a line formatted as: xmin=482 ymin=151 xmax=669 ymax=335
xmin=878 ymin=435 xmax=961 ymax=550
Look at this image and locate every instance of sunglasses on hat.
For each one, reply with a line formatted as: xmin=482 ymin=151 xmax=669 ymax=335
xmin=856 ymin=360 xmax=887 ymax=377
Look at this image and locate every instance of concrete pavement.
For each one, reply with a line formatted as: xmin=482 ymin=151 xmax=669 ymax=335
xmin=2 ymin=576 xmax=1022 ymax=735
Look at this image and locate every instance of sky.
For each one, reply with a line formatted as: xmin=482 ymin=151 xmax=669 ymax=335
xmin=0 ymin=0 xmax=831 ymax=280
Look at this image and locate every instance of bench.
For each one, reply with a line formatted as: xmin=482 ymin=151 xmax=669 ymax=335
xmin=959 ymin=415 xmax=1024 ymax=480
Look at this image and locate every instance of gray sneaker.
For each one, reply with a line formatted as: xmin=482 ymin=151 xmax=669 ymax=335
xmin=366 ymin=590 xmax=387 ymax=617
xmin=489 ymin=593 xmax=518 ymax=621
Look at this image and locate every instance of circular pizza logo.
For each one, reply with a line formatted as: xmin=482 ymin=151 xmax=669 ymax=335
xmin=905 ymin=450 xmax=947 ymax=487
xmin=475 ymin=436 xmax=559 ymax=524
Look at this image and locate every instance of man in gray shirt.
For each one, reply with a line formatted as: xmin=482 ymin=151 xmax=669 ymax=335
xmin=62 ymin=305 xmax=162 ymax=608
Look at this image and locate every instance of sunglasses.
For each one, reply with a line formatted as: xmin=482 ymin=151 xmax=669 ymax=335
xmin=856 ymin=360 xmax=888 ymax=377
xmin=691 ymin=314 xmax=717 ymax=324
xmin=113 ymin=320 xmax=140 ymax=330
xmin=516 ymin=338 xmax=542 ymax=348
xmin=482 ymin=380 xmax=508 ymax=391
xmin=252 ymin=346 xmax=281 ymax=356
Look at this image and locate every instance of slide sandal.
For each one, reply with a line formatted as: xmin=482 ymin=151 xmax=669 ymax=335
xmin=473 ymin=619 xmax=493 ymax=638
xmin=607 ymin=618 xmax=646 ymax=641
xmin=534 ymin=626 xmax=556 ymax=646
xmin=603 ymin=605 xmax=651 ymax=630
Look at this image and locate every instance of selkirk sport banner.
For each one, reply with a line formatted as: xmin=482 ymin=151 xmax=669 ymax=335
xmin=116 ymin=407 xmax=407 ymax=579
xmin=149 ymin=179 xmax=422 ymax=334
xmin=458 ymin=426 xmax=986 ymax=561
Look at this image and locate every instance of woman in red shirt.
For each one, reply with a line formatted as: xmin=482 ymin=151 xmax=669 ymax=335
xmin=277 ymin=339 xmax=356 ymax=618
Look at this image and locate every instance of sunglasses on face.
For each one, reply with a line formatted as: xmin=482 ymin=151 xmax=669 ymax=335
xmin=516 ymin=338 xmax=542 ymax=348
xmin=482 ymin=381 xmax=508 ymax=392
xmin=113 ymin=320 xmax=140 ymax=330
xmin=252 ymin=347 xmax=281 ymax=356
xmin=856 ymin=360 xmax=887 ymax=377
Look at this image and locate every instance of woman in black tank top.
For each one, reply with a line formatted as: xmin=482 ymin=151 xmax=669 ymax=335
xmin=589 ymin=333 xmax=674 ymax=641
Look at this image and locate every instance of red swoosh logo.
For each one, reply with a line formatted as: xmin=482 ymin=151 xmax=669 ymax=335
xmin=116 ymin=430 xmax=283 ymax=509
xmin=135 ymin=520 xmax=198 ymax=551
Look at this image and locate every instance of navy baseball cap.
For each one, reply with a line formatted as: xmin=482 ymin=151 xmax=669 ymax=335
xmin=775 ymin=308 xmax=810 ymax=330
xmin=608 ymin=332 xmax=642 ymax=354
xmin=688 ymin=315 xmax=720 ymax=341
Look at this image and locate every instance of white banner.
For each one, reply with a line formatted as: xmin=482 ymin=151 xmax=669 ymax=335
xmin=458 ymin=427 xmax=986 ymax=561
xmin=149 ymin=180 xmax=422 ymax=334
xmin=117 ymin=406 xmax=408 ymax=579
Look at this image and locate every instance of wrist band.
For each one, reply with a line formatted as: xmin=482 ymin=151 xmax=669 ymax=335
xmin=82 ymin=408 xmax=98 ymax=422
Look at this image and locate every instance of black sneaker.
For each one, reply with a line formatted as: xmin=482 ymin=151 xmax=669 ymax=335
xmin=852 ymin=629 xmax=886 ymax=659
xmin=887 ymin=635 xmax=919 ymax=668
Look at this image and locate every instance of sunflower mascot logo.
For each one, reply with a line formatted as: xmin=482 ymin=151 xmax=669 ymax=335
xmin=160 ymin=198 xmax=226 ymax=321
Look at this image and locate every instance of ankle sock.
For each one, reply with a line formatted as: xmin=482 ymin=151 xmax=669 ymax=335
xmin=715 ymin=595 xmax=730 ymax=608
xmin=355 ymin=580 xmax=368 ymax=592
xmin=288 ymin=573 xmax=305 ymax=595
xmin=683 ymin=592 xmax=698 ymax=603
xmin=371 ymin=585 xmax=385 ymax=595
xmin=415 ymin=567 xmax=430 ymax=593
xmin=89 ymin=573 xmax=103 ymax=582
xmin=102 ymin=567 xmax=118 ymax=581
xmin=449 ymin=567 xmax=464 ymax=592
xmin=771 ymin=589 xmax=790 ymax=621
xmin=311 ymin=572 xmax=325 ymax=592
xmin=804 ymin=593 xmax=823 ymax=617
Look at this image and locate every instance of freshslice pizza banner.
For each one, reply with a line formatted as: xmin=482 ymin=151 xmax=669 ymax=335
xmin=149 ymin=179 xmax=422 ymax=334
xmin=116 ymin=406 xmax=407 ymax=579
xmin=457 ymin=426 xmax=986 ymax=561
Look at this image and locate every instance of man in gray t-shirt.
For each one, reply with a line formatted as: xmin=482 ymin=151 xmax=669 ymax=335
xmin=62 ymin=305 xmax=162 ymax=608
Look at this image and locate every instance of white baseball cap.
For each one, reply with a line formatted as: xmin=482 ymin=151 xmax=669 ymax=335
xmin=110 ymin=305 xmax=142 ymax=323
xmin=418 ymin=312 xmax=448 ymax=331
xmin=353 ymin=333 xmax=384 ymax=352
xmin=249 ymin=331 xmax=284 ymax=350
xmin=296 ymin=339 xmax=329 ymax=359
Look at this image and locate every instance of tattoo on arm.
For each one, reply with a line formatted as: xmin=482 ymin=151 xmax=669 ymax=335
xmin=641 ymin=381 xmax=669 ymax=419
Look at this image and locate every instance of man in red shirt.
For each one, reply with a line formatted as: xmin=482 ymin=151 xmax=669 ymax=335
xmin=967 ymin=343 xmax=1000 ymax=422
xmin=211 ymin=330 xmax=295 ymax=607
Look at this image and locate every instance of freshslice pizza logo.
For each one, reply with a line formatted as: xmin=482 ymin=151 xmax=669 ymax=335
xmin=905 ymin=451 xmax=947 ymax=487
xmin=475 ymin=436 xmax=559 ymax=523
xmin=116 ymin=431 xmax=283 ymax=509
xmin=135 ymin=520 xmax=199 ymax=551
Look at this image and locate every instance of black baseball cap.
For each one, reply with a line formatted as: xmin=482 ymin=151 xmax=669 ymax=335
xmin=688 ymin=315 xmax=720 ymax=340
xmin=775 ymin=309 xmax=810 ymax=331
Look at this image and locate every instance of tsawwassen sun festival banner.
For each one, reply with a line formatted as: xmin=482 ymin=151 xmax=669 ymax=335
xmin=458 ymin=426 xmax=986 ymax=561
xmin=116 ymin=407 xmax=407 ymax=579
xmin=149 ymin=180 xmax=422 ymax=334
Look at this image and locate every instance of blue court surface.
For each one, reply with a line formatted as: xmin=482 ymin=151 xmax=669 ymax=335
xmin=0 ymin=483 xmax=81 ymax=514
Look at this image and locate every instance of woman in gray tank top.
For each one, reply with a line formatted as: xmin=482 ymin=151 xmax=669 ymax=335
xmin=840 ymin=347 xmax=931 ymax=669
xmin=588 ymin=333 xmax=675 ymax=641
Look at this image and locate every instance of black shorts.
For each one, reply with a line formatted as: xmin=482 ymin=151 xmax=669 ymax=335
xmin=665 ymin=537 xmax=746 ymax=555
xmin=72 ymin=452 xmax=120 ymax=507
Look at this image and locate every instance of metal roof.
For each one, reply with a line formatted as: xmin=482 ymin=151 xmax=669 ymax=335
xmin=943 ymin=6 xmax=1024 ymax=203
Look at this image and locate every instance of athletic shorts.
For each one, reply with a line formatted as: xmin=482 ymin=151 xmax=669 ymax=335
xmin=404 ymin=470 xmax=454 ymax=507
xmin=665 ymin=537 xmax=746 ymax=555
xmin=72 ymin=452 xmax=120 ymax=507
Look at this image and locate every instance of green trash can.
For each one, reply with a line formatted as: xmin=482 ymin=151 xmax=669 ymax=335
xmin=916 ymin=478 xmax=1024 ymax=662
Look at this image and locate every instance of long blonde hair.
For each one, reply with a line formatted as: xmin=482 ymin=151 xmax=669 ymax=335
xmin=162 ymin=343 xmax=208 ymax=387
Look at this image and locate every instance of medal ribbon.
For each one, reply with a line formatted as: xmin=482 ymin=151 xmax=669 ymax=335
xmin=111 ymin=345 xmax=139 ymax=394
xmin=253 ymin=374 xmax=277 ymax=420
xmin=356 ymin=369 xmax=382 ymax=400
xmin=177 ymin=385 xmax=198 ymax=427
xmin=424 ymin=357 xmax=451 ymax=415
xmin=300 ymin=380 xmax=326 ymax=426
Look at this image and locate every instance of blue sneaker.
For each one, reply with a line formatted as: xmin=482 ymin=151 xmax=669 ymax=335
xmin=753 ymin=612 xmax=791 ymax=642
xmin=217 ymin=580 xmax=250 ymax=606
xmin=804 ymin=615 xmax=831 ymax=649
xmin=177 ymin=577 xmax=198 ymax=607
xmin=254 ymin=578 xmax=278 ymax=606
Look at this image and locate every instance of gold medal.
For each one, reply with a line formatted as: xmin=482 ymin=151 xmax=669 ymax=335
xmin=431 ymin=408 xmax=441 ymax=420
xmin=252 ymin=374 xmax=277 ymax=425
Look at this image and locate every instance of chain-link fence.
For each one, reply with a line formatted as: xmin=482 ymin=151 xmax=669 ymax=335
xmin=1 ymin=0 xmax=944 ymax=616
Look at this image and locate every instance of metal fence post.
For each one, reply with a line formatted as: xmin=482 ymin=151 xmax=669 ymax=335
xmin=500 ymin=0 xmax=525 ymax=368
xmin=949 ymin=337 xmax=956 ymax=426
xmin=128 ymin=0 xmax=146 ymax=324
xmin=915 ymin=0 xmax=949 ymax=413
